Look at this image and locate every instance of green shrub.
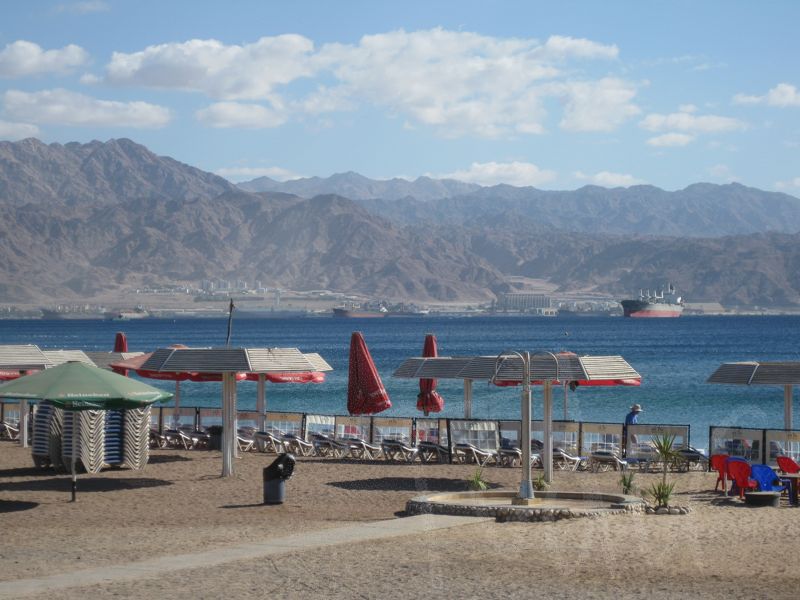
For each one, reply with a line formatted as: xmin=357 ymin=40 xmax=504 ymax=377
xmin=533 ymin=474 xmax=549 ymax=491
xmin=467 ymin=468 xmax=488 ymax=491
xmin=619 ymin=471 xmax=636 ymax=495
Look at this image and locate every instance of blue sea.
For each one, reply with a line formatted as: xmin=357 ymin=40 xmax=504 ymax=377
xmin=2 ymin=315 xmax=799 ymax=449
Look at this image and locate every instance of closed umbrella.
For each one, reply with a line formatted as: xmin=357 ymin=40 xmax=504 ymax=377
xmin=0 ymin=361 xmax=171 ymax=500
xmin=112 ymin=332 xmax=129 ymax=376
xmin=347 ymin=332 xmax=391 ymax=415
xmin=417 ymin=333 xmax=444 ymax=416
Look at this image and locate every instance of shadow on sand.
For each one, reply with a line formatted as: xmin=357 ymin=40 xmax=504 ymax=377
xmin=1 ymin=476 xmax=173 ymax=493
xmin=327 ymin=476 xmax=502 ymax=493
xmin=0 ymin=499 xmax=39 ymax=513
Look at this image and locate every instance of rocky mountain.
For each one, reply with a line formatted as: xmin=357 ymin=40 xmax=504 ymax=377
xmin=238 ymin=171 xmax=481 ymax=201
xmin=253 ymin=175 xmax=800 ymax=237
xmin=0 ymin=138 xmax=236 ymax=206
xmin=1 ymin=137 xmax=799 ymax=307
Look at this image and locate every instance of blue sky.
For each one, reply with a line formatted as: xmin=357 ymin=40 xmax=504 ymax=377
xmin=1 ymin=1 xmax=798 ymax=193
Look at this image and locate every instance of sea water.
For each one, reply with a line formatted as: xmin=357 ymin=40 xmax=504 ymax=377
xmin=1 ymin=315 xmax=799 ymax=449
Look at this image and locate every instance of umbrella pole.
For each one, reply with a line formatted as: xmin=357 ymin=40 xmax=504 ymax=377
xmin=221 ymin=373 xmax=233 ymax=477
xmin=543 ymin=380 xmax=553 ymax=484
xmin=463 ymin=379 xmax=473 ymax=419
xmin=518 ymin=352 xmax=534 ymax=500
xmin=785 ymin=384 xmax=793 ymax=430
xmin=257 ymin=374 xmax=266 ymax=431
xmin=173 ymin=381 xmax=181 ymax=428
xmin=563 ymin=383 xmax=569 ymax=420
xmin=19 ymin=399 xmax=29 ymax=448
xmin=70 ymin=411 xmax=77 ymax=502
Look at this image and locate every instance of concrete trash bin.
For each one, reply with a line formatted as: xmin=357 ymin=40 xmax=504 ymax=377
xmin=263 ymin=453 xmax=296 ymax=504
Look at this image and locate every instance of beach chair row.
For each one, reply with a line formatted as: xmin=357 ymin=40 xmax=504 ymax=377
xmin=710 ymin=453 xmax=800 ymax=506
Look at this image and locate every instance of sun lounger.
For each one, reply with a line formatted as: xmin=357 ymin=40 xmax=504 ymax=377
xmin=254 ymin=431 xmax=286 ymax=453
xmin=345 ymin=437 xmax=383 ymax=459
xmin=498 ymin=447 xmax=522 ymax=467
xmin=553 ymin=448 xmax=586 ymax=471
xmin=312 ymin=434 xmax=351 ymax=458
xmin=381 ymin=439 xmax=418 ymax=463
xmin=282 ymin=434 xmax=314 ymax=456
xmin=453 ymin=443 xmax=497 ymax=467
xmin=163 ymin=428 xmax=197 ymax=450
xmin=237 ymin=435 xmax=255 ymax=452
xmin=588 ymin=450 xmax=627 ymax=472
xmin=418 ymin=441 xmax=451 ymax=463
xmin=149 ymin=428 xmax=168 ymax=448
xmin=1 ymin=421 xmax=19 ymax=440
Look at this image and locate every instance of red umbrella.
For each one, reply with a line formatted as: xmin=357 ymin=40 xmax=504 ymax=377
xmin=245 ymin=371 xmax=326 ymax=383
xmin=112 ymin=332 xmax=129 ymax=376
xmin=347 ymin=332 xmax=391 ymax=415
xmin=0 ymin=369 xmax=37 ymax=381
xmin=417 ymin=333 xmax=444 ymax=415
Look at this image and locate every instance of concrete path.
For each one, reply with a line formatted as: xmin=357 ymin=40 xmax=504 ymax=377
xmin=1 ymin=514 xmax=490 ymax=598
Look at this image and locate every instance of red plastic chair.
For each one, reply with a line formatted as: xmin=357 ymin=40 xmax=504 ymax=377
xmin=726 ymin=460 xmax=758 ymax=499
xmin=710 ymin=454 xmax=729 ymax=492
xmin=776 ymin=455 xmax=800 ymax=474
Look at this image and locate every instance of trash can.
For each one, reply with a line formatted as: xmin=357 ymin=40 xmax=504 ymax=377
xmin=263 ymin=453 xmax=296 ymax=504
xmin=207 ymin=425 xmax=223 ymax=451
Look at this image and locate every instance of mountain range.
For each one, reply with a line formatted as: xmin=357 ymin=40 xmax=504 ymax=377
xmin=0 ymin=137 xmax=799 ymax=308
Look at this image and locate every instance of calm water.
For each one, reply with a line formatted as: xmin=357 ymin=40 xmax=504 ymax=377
xmin=2 ymin=315 xmax=799 ymax=448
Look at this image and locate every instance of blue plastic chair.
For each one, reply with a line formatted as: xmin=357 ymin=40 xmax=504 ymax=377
xmin=750 ymin=464 xmax=788 ymax=493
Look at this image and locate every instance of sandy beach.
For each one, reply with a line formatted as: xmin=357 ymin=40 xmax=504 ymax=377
xmin=2 ymin=441 xmax=799 ymax=599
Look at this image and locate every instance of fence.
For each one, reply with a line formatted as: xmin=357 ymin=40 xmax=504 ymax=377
xmin=709 ymin=426 xmax=800 ymax=466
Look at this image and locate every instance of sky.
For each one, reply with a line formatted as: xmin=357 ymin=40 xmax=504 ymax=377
xmin=1 ymin=0 xmax=798 ymax=194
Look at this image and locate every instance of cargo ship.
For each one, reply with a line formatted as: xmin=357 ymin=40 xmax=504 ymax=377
xmin=332 ymin=306 xmax=387 ymax=318
xmin=620 ymin=284 xmax=684 ymax=318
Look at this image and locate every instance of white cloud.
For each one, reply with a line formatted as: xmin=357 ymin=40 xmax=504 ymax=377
xmin=639 ymin=109 xmax=746 ymax=133
xmin=574 ymin=170 xmax=645 ymax=187
xmin=435 ymin=161 xmax=556 ymax=187
xmin=53 ymin=1 xmax=109 ymax=13
xmin=3 ymin=89 xmax=170 ymax=128
xmin=0 ymin=119 xmax=40 ymax=139
xmin=215 ymin=166 xmax=303 ymax=182
xmin=707 ymin=163 xmax=737 ymax=182
xmin=775 ymin=177 xmax=800 ymax=190
xmin=104 ymin=36 xmax=317 ymax=100
xmin=0 ymin=40 xmax=88 ymax=77
xmin=195 ymin=102 xmax=287 ymax=128
xmin=102 ymin=29 xmax=633 ymax=137
xmin=553 ymin=78 xmax=640 ymax=132
xmin=733 ymin=83 xmax=800 ymax=107
xmin=647 ymin=132 xmax=695 ymax=147
xmin=540 ymin=35 xmax=618 ymax=60
xmin=678 ymin=104 xmax=697 ymax=113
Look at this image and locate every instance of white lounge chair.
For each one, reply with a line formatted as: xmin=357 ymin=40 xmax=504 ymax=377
xmin=453 ymin=443 xmax=497 ymax=467
xmin=381 ymin=439 xmax=418 ymax=463
xmin=282 ymin=434 xmax=314 ymax=456
xmin=418 ymin=441 xmax=450 ymax=463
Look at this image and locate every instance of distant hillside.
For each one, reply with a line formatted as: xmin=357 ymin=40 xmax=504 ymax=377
xmin=0 ymin=137 xmax=235 ymax=206
xmin=1 ymin=137 xmax=800 ymax=308
xmin=238 ymin=171 xmax=481 ymax=201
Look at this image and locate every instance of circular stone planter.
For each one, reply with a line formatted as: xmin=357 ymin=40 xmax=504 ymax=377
xmin=406 ymin=490 xmax=646 ymax=522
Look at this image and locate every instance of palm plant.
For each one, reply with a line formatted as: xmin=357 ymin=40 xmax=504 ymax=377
xmin=619 ymin=471 xmax=636 ymax=495
xmin=648 ymin=433 xmax=680 ymax=507
xmin=467 ymin=467 xmax=488 ymax=491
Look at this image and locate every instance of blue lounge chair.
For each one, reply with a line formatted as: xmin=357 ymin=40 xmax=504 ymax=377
xmin=750 ymin=463 xmax=788 ymax=493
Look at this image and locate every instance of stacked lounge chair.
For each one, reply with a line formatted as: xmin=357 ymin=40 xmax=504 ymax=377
xmin=123 ymin=406 xmax=150 ymax=470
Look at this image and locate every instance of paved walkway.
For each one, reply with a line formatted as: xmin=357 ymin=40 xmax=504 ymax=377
xmin=1 ymin=514 xmax=489 ymax=598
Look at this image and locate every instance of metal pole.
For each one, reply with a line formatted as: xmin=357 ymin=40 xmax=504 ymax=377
xmin=70 ymin=411 xmax=78 ymax=502
xmin=543 ymin=380 xmax=553 ymax=484
xmin=19 ymin=399 xmax=29 ymax=448
xmin=173 ymin=381 xmax=181 ymax=428
xmin=257 ymin=374 xmax=266 ymax=431
xmin=785 ymin=384 xmax=793 ymax=430
xmin=463 ymin=379 xmax=473 ymax=419
xmin=221 ymin=373 xmax=233 ymax=477
xmin=563 ymin=383 xmax=569 ymax=420
xmin=519 ymin=352 xmax=534 ymax=500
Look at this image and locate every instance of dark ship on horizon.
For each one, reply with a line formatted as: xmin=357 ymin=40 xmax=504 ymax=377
xmin=620 ymin=283 xmax=684 ymax=318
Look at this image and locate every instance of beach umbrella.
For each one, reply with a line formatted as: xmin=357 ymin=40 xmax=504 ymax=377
xmin=0 ymin=361 xmax=171 ymax=500
xmin=707 ymin=361 xmax=800 ymax=429
xmin=347 ymin=332 xmax=391 ymax=416
xmin=417 ymin=333 xmax=444 ymax=416
xmin=111 ymin=332 xmax=129 ymax=376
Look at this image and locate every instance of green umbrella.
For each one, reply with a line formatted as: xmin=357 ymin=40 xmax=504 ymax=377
xmin=0 ymin=361 xmax=172 ymax=500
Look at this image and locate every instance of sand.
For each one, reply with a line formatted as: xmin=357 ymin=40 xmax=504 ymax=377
xmin=2 ymin=441 xmax=799 ymax=599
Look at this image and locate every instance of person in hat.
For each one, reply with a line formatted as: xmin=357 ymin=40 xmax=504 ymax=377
xmin=625 ymin=403 xmax=643 ymax=426
xmin=624 ymin=403 xmax=643 ymax=449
